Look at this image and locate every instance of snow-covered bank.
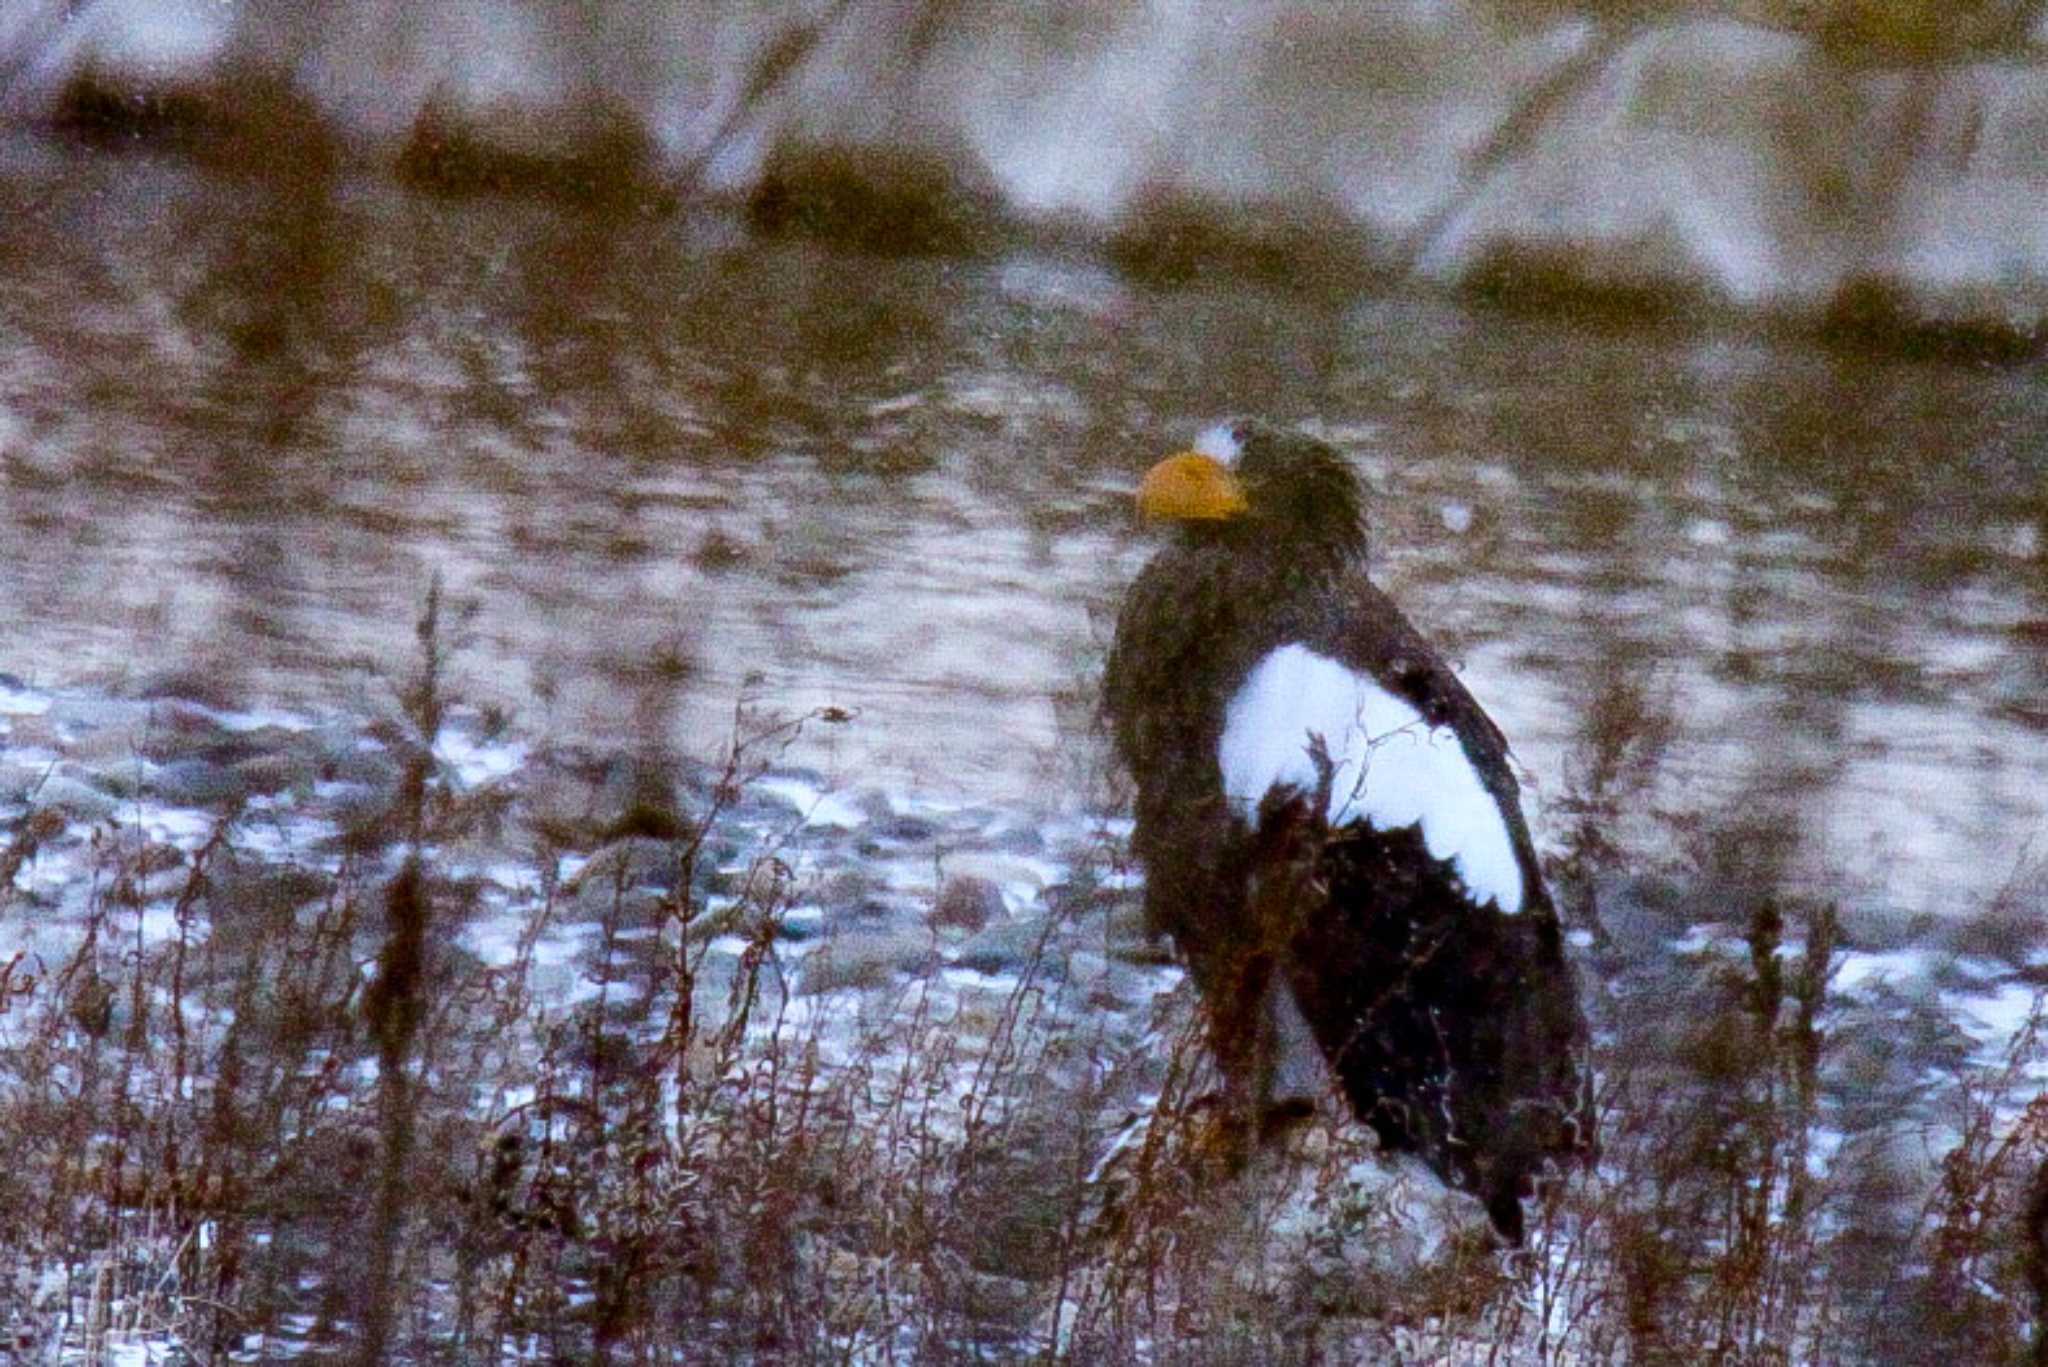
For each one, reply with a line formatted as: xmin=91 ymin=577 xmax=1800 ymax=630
xmin=4 ymin=669 xmax=2047 ymax=1358
xmin=3 ymin=3 xmax=2048 ymax=348
xmin=0 ymin=671 xmax=1165 ymax=1036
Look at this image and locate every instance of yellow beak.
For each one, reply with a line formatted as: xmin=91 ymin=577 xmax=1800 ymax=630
xmin=1136 ymin=451 xmax=1249 ymax=522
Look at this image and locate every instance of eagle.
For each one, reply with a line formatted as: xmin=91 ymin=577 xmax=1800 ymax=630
xmin=1103 ymin=420 xmax=1594 ymax=1243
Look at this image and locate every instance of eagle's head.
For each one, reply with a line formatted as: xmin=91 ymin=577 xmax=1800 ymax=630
xmin=1136 ymin=420 xmax=1366 ymax=569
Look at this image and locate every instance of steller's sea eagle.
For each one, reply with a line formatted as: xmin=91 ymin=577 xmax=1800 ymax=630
xmin=1103 ymin=420 xmax=1594 ymax=1243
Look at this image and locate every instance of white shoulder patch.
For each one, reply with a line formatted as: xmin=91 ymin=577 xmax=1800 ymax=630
xmin=1192 ymin=422 xmax=1245 ymax=466
xmin=1218 ymin=644 xmax=1526 ymax=913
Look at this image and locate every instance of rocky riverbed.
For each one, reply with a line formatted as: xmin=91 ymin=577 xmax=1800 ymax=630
xmin=0 ymin=668 xmax=1181 ymax=1098
xmin=4 ymin=665 xmax=2046 ymax=1358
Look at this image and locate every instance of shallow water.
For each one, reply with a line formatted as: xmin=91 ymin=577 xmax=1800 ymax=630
xmin=1 ymin=132 xmax=2044 ymax=917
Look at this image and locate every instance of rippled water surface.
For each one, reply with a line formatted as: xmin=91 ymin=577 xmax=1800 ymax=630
xmin=3 ymin=134 xmax=2044 ymax=916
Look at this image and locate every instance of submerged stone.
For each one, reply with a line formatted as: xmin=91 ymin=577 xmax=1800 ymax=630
xmin=955 ymin=913 xmax=1066 ymax=978
xmin=931 ymin=873 xmax=1006 ymax=933
xmin=797 ymin=928 xmax=939 ymax=994
xmin=24 ymin=775 xmax=119 ymax=824
xmin=148 ymin=758 xmax=247 ymax=807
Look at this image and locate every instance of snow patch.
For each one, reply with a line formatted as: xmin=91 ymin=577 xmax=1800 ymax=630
xmin=1832 ymin=949 xmax=1934 ymax=996
xmin=1944 ymin=981 xmax=2044 ymax=1049
xmin=138 ymin=804 xmax=218 ymax=849
xmin=107 ymin=1338 xmax=182 ymax=1367
xmin=434 ymin=725 xmax=527 ymax=788
xmin=939 ymin=966 xmax=1021 ymax=994
xmin=0 ymin=680 xmax=51 ymax=716
xmin=756 ymin=777 xmax=868 ymax=830
xmin=209 ymin=705 xmax=313 ymax=734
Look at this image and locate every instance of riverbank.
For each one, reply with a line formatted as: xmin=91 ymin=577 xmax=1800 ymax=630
xmin=3 ymin=638 xmax=2044 ymax=1358
xmin=4 ymin=4 xmax=2048 ymax=353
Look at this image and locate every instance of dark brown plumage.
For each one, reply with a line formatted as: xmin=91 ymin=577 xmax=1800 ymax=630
xmin=1104 ymin=420 xmax=1593 ymax=1242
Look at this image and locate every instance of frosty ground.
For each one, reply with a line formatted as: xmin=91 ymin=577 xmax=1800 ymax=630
xmin=1 ymin=652 xmax=2045 ymax=1362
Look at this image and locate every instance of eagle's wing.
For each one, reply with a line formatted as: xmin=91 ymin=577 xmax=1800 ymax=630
xmin=1324 ymin=579 xmax=1548 ymax=902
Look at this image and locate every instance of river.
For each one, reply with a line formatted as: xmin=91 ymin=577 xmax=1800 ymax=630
xmin=2 ymin=131 xmax=2044 ymax=919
